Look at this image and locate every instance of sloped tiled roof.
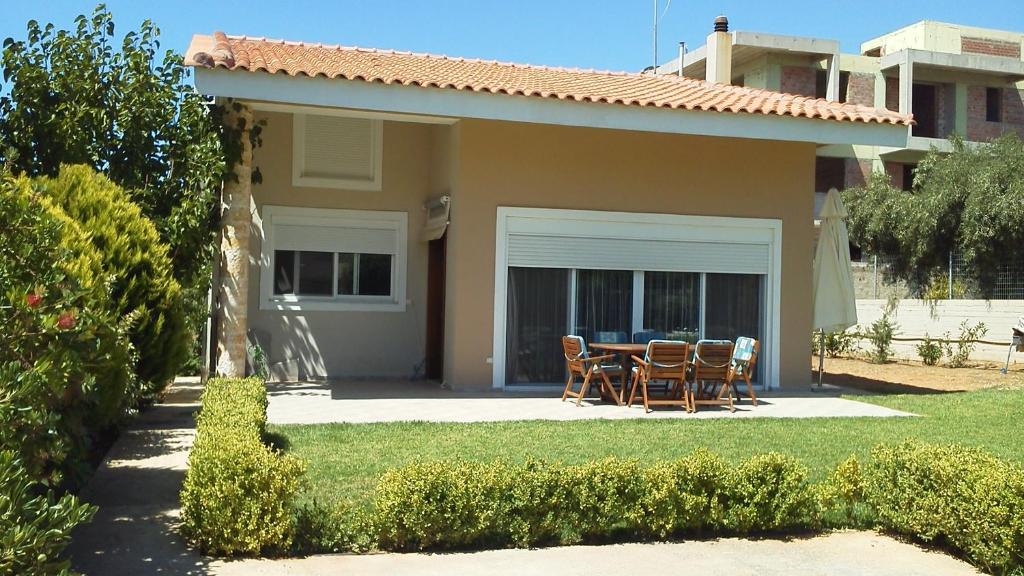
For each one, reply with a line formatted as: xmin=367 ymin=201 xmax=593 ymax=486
xmin=185 ymin=32 xmax=912 ymax=127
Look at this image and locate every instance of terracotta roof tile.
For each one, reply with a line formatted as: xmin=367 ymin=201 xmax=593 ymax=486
xmin=185 ymin=32 xmax=913 ymax=127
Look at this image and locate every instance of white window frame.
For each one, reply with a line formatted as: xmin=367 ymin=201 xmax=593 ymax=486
xmin=259 ymin=205 xmax=407 ymax=312
xmin=493 ymin=207 xmax=782 ymax=390
xmin=292 ymin=114 xmax=384 ymax=191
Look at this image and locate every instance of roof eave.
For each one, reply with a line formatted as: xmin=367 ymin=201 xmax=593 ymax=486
xmin=194 ymin=67 xmax=910 ymax=147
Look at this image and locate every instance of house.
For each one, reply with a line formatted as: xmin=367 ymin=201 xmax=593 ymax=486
xmin=185 ymin=17 xmax=910 ymax=391
xmin=655 ymin=20 xmax=1024 ymax=214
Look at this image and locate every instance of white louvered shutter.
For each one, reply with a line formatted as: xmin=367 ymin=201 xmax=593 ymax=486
xmin=506 ymin=235 xmax=769 ymax=275
xmin=300 ymin=115 xmax=376 ymax=182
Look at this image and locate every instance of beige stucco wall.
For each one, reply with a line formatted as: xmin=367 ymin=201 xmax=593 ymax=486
xmin=247 ymin=112 xmax=442 ymax=379
xmin=246 ymin=112 xmax=816 ymax=388
xmin=446 ymin=120 xmax=816 ymax=389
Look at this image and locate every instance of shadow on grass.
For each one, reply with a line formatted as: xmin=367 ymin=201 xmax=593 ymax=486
xmin=264 ymin=430 xmax=291 ymax=451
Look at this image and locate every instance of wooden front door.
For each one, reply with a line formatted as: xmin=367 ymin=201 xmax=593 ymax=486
xmin=425 ymin=235 xmax=446 ymax=380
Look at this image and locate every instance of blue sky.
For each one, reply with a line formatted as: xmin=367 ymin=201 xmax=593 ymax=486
xmin=2 ymin=1 xmax=1023 ymax=74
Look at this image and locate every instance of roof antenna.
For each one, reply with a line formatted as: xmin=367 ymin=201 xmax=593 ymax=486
xmin=652 ymin=0 xmax=672 ymax=74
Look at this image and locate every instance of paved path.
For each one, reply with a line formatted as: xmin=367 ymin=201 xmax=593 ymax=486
xmin=267 ymin=381 xmax=911 ymax=425
xmin=212 ymin=532 xmax=979 ymax=576
xmin=67 ymin=377 xmax=212 ymax=575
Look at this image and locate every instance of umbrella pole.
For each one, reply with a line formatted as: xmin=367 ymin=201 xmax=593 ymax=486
xmin=817 ymin=330 xmax=825 ymax=389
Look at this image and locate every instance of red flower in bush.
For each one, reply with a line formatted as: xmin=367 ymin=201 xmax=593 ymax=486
xmin=57 ymin=312 xmax=76 ymax=330
xmin=26 ymin=293 xmax=42 ymax=308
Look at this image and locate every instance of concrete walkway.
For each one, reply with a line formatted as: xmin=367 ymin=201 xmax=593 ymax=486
xmin=267 ymin=381 xmax=911 ymax=425
xmin=213 ymin=532 xmax=979 ymax=576
xmin=67 ymin=377 xmax=212 ymax=575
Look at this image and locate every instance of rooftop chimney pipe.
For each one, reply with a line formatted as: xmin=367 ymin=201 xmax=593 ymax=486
xmin=706 ymin=15 xmax=733 ymax=85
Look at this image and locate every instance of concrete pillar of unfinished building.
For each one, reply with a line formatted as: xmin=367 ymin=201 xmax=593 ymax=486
xmin=898 ymin=51 xmax=913 ymax=117
xmin=215 ymin=101 xmax=253 ymax=378
xmin=825 ymin=53 xmax=840 ymax=102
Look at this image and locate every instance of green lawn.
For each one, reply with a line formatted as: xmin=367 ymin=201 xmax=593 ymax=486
xmin=271 ymin=389 xmax=1024 ymax=507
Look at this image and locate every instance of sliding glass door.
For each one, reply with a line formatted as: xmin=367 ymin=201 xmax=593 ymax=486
xmin=643 ymin=271 xmax=701 ymax=343
xmin=705 ymin=273 xmax=765 ymax=382
xmin=505 ymin=267 xmax=569 ymax=385
xmin=505 ymin=267 xmax=765 ymax=385
xmin=574 ymin=270 xmax=632 ymax=342
xmin=705 ymin=273 xmax=763 ymax=342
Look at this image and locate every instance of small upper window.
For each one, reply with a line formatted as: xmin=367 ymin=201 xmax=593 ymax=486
xmin=293 ymin=114 xmax=383 ymax=190
xmin=986 ymin=87 xmax=1003 ymax=123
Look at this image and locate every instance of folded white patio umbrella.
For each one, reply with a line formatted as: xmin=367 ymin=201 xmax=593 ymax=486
xmin=812 ymin=188 xmax=858 ymax=387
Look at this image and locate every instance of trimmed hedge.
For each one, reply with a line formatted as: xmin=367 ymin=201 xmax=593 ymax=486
xmin=180 ymin=378 xmax=305 ymax=556
xmin=375 ymin=451 xmax=819 ymax=551
xmin=865 ymin=440 xmax=1024 ymax=575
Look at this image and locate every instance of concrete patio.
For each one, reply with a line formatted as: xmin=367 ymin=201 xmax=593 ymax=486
xmin=266 ymin=380 xmax=912 ymax=425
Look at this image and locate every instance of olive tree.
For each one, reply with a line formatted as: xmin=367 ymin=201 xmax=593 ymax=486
xmin=843 ymin=134 xmax=1024 ymax=298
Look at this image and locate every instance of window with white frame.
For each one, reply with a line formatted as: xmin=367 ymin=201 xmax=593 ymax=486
xmin=292 ymin=114 xmax=383 ymax=190
xmin=260 ymin=206 xmax=406 ymax=312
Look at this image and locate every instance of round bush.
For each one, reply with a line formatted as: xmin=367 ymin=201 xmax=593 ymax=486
xmin=31 ymin=165 xmax=188 ymax=390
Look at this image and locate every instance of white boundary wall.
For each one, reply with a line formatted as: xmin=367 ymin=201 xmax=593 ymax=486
xmin=855 ymin=300 xmax=1024 ymax=363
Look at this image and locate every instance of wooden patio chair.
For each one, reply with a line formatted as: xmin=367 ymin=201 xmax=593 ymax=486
xmin=560 ymin=335 xmax=623 ymax=407
xmin=727 ymin=337 xmax=760 ymax=406
xmin=689 ymin=340 xmax=736 ymax=412
xmin=627 ymin=340 xmax=691 ymax=413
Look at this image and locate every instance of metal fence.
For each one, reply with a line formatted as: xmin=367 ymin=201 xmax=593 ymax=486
xmin=853 ymin=251 xmax=1024 ymax=300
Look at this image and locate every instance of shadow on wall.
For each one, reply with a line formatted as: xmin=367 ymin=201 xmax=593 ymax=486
xmin=256 ymin=314 xmax=326 ymax=382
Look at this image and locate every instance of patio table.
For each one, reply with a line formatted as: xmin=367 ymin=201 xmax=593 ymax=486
xmin=589 ymin=342 xmax=647 ymax=401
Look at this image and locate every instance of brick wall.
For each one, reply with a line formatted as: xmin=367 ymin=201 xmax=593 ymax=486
xmin=815 ymin=157 xmax=845 ymax=192
xmin=966 ymin=85 xmax=1024 ymax=141
xmin=780 ymin=66 xmax=816 ymax=97
xmin=884 ymin=162 xmax=903 ymax=190
xmin=1006 ymin=88 xmax=1024 ymax=125
xmin=846 ymin=72 xmax=875 ymax=106
xmin=961 ymin=36 xmax=1021 ymax=59
xmin=844 ymin=159 xmax=873 ymax=189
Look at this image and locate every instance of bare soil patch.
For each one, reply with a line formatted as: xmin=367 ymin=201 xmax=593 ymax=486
xmin=813 ymin=355 xmax=1024 ymax=394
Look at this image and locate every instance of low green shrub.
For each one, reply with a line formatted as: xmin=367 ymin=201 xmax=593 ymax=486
xmin=816 ymin=456 xmax=872 ymax=528
xmin=943 ymin=320 xmax=988 ymax=368
xmin=865 ymin=440 xmax=1024 ymax=575
xmin=864 ymin=300 xmax=899 ymax=363
xmin=726 ymin=452 xmax=817 ymax=533
xmin=373 ymin=451 xmax=818 ymax=552
xmin=0 ymin=450 xmax=96 ymax=576
xmin=916 ymin=334 xmax=943 ymax=366
xmin=638 ymin=449 xmax=730 ymax=538
xmin=180 ymin=378 xmax=305 ymax=556
xmin=294 ymin=500 xmax=375 ymax=555
xmin=812 ymin=330 xmax=857 ymax=358
xmin=375 ymin=460 xmax=534 ymax=550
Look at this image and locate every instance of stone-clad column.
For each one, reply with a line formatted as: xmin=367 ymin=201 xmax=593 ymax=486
xmin=216 ymin=102 xmax=253 ymax=377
